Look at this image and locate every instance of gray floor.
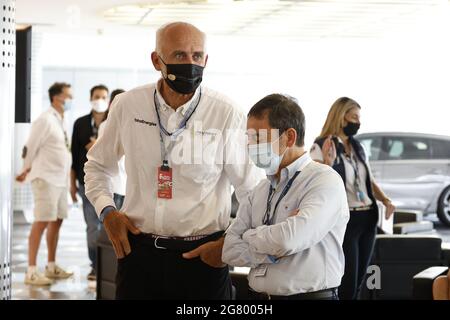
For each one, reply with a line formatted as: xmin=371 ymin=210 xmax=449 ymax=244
xmin=10 ymin=208 xmax=450 ymax=300
xmin=11 ymin=207 xmax=96 ymax=300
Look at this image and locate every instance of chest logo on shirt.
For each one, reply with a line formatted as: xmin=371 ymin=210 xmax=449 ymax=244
xmin=134 ymin=118 xmax=157 ymax=127
xmin=195 ymin=130 xmax=218 ymax=137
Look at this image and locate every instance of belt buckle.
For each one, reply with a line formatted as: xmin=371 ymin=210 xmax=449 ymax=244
xmin=154 ymin=235 xmax=170 ymax=250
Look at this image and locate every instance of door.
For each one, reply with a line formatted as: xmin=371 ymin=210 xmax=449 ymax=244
xmin=357 ymin=135 xmax=384 ymax=181
xmin=381 ymin=136 xmax=442 ymax=212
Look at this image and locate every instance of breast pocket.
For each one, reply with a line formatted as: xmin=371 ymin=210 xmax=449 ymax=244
xmin=175 ymin=130 xmax=222 ymax=184
xmin=274 ymin=201 xmax=300 ymax=223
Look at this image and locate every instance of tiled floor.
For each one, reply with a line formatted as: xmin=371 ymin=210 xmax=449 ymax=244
xmin=11 ymin=206 xmax=96 ymax=300
xmin=10 ymin=207 xmax=450 ymax=300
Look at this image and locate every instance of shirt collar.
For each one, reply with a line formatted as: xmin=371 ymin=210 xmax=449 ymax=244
xmin=268 ymin=151 xmax=312 ymax=187
xmin=155 ymin=79 xmax=200 ymax=116
xmin=49 ymin=106 xmax=63 ymax=121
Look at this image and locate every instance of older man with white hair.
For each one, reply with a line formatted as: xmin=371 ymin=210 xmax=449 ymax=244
xmin=84 ymin=22 xmax=263 ymax=299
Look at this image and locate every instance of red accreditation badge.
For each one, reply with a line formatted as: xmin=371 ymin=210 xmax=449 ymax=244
xmin=158 ymin=164 xmax=173 ymax=199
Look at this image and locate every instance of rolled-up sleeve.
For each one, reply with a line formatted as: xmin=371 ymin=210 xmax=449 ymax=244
xmin=84 ymin=96 xmax=124 ymax=216
xmin=309 ymin=143 xmax=324 ymax=162
xmin=242 ymin=171 xmax=347 ymax=257
xmin=222 ymin=108 xmax=265 ymax=204
xmin=23 ymin=117 xmax=49 ymax=171
xmin=222 ymin=193 xmax=274 ymax=268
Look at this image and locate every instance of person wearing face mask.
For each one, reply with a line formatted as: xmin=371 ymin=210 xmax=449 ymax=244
xmin=70 ymin=84 xmax=109 ymax=281
xmin=310 ymin=97 xmax=395 ymax=300
xmin=222 ymin=94 xmax=349 ymax=300
xmin=97 ymin=89 xmax=127 ymax=210
xmin=83 ymin=22 xmax=263 ymax=299
xmin=16 ymin=82 xmax=74 ymax=285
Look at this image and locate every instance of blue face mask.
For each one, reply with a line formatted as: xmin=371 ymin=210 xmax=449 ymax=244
xmin=248 ymin=136 xmax=287 ymax=175
xmin=63 ymin=99 xmax=72 ymax=111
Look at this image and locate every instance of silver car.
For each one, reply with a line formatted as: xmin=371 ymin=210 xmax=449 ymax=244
xmin=356 ymin=132 xmax=450 ymax=227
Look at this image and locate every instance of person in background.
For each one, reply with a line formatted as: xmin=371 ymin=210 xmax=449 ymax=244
xmin=16 ymin=82 xmax=74 ymax=285
xmin=309 ymin=97 xmax=395 ymax=300
xmin=222 ymin=94 xmax=348 ymax=300
xmin=84 ymin=22 xmax=263 ymax=299
xmin=70 ymin=84 xmax=109 ymax=281
xmin=98 ymin=89 xmax=126 ymax=210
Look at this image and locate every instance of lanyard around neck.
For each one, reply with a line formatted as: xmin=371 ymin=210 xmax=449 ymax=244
xmin=52 ymin=112 xmax=69 ymax=150
xmin=263 ymin=170 xmax=301 ymax=226
xmin=153 ymin=88 xmax=202 ymax=164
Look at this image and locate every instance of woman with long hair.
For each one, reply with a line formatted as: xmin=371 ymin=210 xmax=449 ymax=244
xmin=310 ymin=97 xmax=395 ymax=300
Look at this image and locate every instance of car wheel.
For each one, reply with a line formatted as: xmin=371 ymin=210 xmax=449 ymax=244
xmin=437 ymin=185 xmax=450 ymax=227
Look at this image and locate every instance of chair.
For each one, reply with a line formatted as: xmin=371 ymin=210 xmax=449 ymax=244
xmin=360 ymin=235 xmax=447 ymax=299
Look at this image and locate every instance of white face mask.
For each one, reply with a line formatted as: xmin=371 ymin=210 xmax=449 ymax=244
xmin=91 ymin=99 xmax=108 ymax=113
xmin=248 ymin=135 xmax=287 ymax=176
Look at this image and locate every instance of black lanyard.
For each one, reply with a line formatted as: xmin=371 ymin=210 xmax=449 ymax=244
xmin=153 ymin=88 xmax=202 ymax=165
xmin=263 ymin=171 xmax=301 ymax=226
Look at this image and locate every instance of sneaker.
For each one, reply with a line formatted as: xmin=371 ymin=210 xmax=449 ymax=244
xmin=45 ymin=265 xmax=73 ymax=279
xmin=87 ymin=268 xmax=96 ymax=281
xmin=24 ymin=271 xmax=53 ymax=286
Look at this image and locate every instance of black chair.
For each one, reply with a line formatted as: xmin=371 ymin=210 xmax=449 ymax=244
xmin=412 ymin=266 xmax=449 ymax=299
xmin=360 ymin=235 xmax=448 ymax=300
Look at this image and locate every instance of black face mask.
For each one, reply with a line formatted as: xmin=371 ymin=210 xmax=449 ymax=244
xmin=343 ymin=121 xmax=361 ymax=137
xmin=159 ymin=57 xmax=204 ymax=94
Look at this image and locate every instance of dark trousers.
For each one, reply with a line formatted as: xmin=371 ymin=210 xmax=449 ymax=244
xmin=116 ymin=232 xmax=232 ymax=300
xmin=339 ymin=209 xmax=378 ymax=300
xmin=78 ymin=184 xmax=101 ymax=271
xmin=248 ymin=288 xmax=339 ymax=300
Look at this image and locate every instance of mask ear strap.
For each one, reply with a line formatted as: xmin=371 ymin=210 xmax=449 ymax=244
xmin=158 ymin=55 xmax=169 ymax=79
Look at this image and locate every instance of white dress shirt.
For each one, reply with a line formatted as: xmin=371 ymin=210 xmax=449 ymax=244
xmin=22 ymin=107 xmax=71 ymax=187
xmin=84 ymin=81 xmax=264 ymax=236
xmin=222 ymin=152 xmax=349 ymax=295
xmin=310 ymin=139 xmax=374 ymax=208
xmin=98 ymin=121 xmax=126 ymax=196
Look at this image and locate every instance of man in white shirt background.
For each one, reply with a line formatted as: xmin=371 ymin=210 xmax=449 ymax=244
xmin=70 ymin=84 xmax=109 ymax=281
xmin=97 ymin=88 xmax=127 ymax=211
xmin=222 ymin=94 xmax=349 ymax=300
xmin=84 ymin=21 xmax=263 ymax=299
xmin=16 ymin=82 xmax=74 ymax=286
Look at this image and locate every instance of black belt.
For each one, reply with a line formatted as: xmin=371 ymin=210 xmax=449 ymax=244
xmin=248 ymin=287 xmax=338 ymax=300
xmin=129 ymin=230 xmax=224 ymax=253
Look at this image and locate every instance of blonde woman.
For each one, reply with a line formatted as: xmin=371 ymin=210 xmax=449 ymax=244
xmin=310 ymin=97 xmax=395 ymax=300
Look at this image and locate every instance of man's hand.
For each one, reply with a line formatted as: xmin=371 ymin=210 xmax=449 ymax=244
xmin=383 ymin=199 xmax=396 ymax=220
xmin=288 ymin=209 xmax=300 ymax=217
xmin=85 ymin=137 xmax=96 ymax=151
xmin=16 ymin=168 xmax=31 ymax=182
xmin=182 ymin=236 xmax=226 ymax=268
xmin=103 ymin=211 xmax=141 ymax=259
xmin=70 ymin=184 xmax=78 ymax=203
xmin=322 ymin=135 xmax=337 ymax=166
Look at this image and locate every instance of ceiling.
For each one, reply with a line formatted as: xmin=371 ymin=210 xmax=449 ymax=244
xmin=15 ymin=0 xmax=450 ymax=39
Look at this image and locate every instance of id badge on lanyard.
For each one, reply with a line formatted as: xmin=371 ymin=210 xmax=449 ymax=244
xmin=158 ymin=161 xmax=173 ymax=199
xmin=154 ymin=88 xmax=202 ymax=200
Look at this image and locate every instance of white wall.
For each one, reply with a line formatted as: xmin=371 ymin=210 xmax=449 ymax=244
xmin=30 ymin=11 xmax=450 ymax=149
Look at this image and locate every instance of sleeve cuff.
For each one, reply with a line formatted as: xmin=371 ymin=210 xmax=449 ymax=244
xmin=94 ymin=195 xmax=116 ymax=218
xmin=99 ymin=206 xmax=116 ymax=223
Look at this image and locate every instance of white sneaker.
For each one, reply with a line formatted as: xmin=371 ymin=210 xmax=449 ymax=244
xmin=45 ymin=265 xmax=73 ymax=279
xmin=24 ymin=271 xmax=53 ymax=286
